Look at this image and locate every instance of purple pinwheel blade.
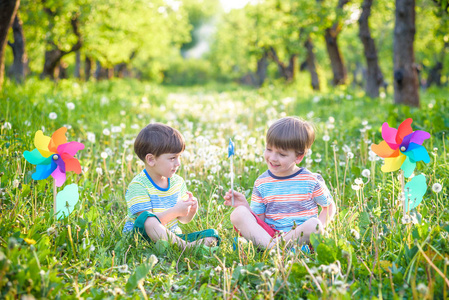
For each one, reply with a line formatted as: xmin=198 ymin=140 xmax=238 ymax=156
xmin=32 ymin=160 xmax=57 ymax=180
xmin=57 ymin=141 xmax=85 ymax=156
xmin=401 ymin=156 xmax=416 ymax=178
xmin=400 ymin=133 xmax=413 ymax=150
xmin=409 ymin=130 xmax=430 ymax=145
xmin=51 ymin=165 xmax=67 ymax=187
xmin=23 ymin=148 xmax=52 ymax=165
xmin=54 ymin=155 xmax=66 ymax=173
xmin=404 ymin=143 xmax=430 ymax=163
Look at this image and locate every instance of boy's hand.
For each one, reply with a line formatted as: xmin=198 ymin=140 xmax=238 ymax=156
xmin=174 ymin=197 xmax=195 ymax=217
xmin=223 ymin=189 xmax=250 ymax=208
xmin=186 ymin=191 xmax=198 ymax=211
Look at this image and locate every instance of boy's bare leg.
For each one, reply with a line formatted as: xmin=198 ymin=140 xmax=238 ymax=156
xmin=281 ymin=217 xmax=323 ymax=246
xmin=144 ymin=217 xmax=189 ymax=248
xmin=144 ymin=217 xmax=218 ymax=248
xmin=230 ymin=206 xmax=276 ymax=248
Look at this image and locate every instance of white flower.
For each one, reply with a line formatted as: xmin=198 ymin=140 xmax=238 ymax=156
xmin=350 ymin=229 xmax=360 ymax=239
xmin=416 ymin=283 xmax=427 ymax=294
xmin=347 ymin=152 xmax=354 ymax=159
xmin=49 ymin=112 xmax=57 ymax=120
xmin=322 ymin=135 xmax=330 ymax=142
xmin=401 ymin=215 xmax=412 ymax=224
xmin=131 ymin=124 xmax=140 ymax=130
xmin=13 ymin=179 xmax=20 ymax=188
xmin=126 ymin=154 xmax=133 ymax=162
xmin=101 ymin=152 xmax=108 ymax=159
xmin=2 ymin=122 xmax=12 ymax=130
xmin=24 ymin=120 xmax=31 ymax=126
xmin=103 ymin=128 xmax=111 ymax=136
xmin=87 ymin=132 xmax=96 ymax=143
xmin=355 ymin=178 xmax=363 ymax=185
xmin=66 ymin=102 xmax=75 ymax=110
xmin=361 ymin=169 xmax=371 ymax=178
xmin=328 ymin=116 xmax=335 ymax=123
xmin=248 ymin=137 xmax=256 ymax=145
xmin=96 ymin=167 xmax=103 ymax=175
xmin=432 ymin=183 xmax=442 ymax=193
xmin=351 ymin=184 xmax=361 ymax=191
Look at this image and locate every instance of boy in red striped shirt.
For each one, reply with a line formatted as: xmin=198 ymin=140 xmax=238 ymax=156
xmin=224 ymin=117 xmax=336 ymax=250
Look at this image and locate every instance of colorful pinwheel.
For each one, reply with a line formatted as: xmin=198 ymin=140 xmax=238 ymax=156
xmin=23 ymin=127 xmax=84 ymax=187
xmin=371 ymin=118 xmax=430 ymax=178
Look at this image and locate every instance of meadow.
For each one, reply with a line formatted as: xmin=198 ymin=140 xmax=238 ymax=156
xmin=0 ymin=78 xmax=448 ymax=299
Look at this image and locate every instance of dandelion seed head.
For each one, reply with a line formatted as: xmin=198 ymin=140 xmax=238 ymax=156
xmin=66 ymin=102 xmax=75 ymax=110
xmin=49 ymin=112 xmax=57 ymax=120
xmin=432 ymin=183 xmax=442 ymax=193
xmin=361 ymin=169 xmax=370 ymax=178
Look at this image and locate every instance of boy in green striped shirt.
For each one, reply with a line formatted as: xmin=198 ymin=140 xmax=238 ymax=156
xmin=124 ymin=123 xmax=219 ymax=249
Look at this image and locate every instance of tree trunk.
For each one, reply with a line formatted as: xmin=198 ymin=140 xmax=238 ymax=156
xmin=426 ymin=41 xmax=448 ymax=88
xmin=255 ymin=50 xmax=269 ymax=87
xmin=325 ymin=25 xmax=347 ymax=85
xmin=304 ymin=37 xmax=320 ymax=90
xmin=0 ymin=0 xmax=20 ymax=91
xmin=85 ymin=56 xmax=92 ymax=81
xmin=269 ymin=47 xmax=296 ymax=82
xmin=40 ymin=14 xmax=83 ymax=79
xmin=394 ymin=0 xmax=419 ymax=107
xmin=324 ymin=0 xmax=349 ymax=86
xmin=358 ymin=0 xmax=384 ymax=98
xmin=74 ymin=50 xmax=81 ymax=79
xmin=7 ymin=12 xmax=27 ymax=83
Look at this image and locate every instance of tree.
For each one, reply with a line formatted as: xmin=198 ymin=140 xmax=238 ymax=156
xmin=0 ymin=0 xmax=20 ymax=91
xmin=324 ymin=0 xmax=350 ymax=85
xmin=7 ymin=12 xmax=27 ymax=83
xmin=394 ymin=0 xmax=419 ymax=107
xmin=358 ymin=0 xmax=384 ymax=97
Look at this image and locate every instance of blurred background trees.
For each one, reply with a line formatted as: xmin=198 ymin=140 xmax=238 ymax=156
xmin=1 ymin=0 xmax=448 ymax=107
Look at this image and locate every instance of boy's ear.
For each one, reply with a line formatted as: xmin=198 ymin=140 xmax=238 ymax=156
xmin=145 ymin=153 xmax=156 ymax=166
xmin=295 ymin=153 xmax=305 ymax=164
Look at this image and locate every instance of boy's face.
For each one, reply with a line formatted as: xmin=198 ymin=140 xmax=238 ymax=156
xmin=148 ymin=152 xmax=182 ymax=178
xmin=264 ymin=145 xmax=304 ymax=177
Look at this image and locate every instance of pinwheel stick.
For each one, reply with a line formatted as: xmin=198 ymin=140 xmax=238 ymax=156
xmin=399 ymin=170 xmax=406 ymax=218
xmin=230 ymin=156 xmax=234 ymax=206
xmin=53 ymin=180 xmax=57 ymax=219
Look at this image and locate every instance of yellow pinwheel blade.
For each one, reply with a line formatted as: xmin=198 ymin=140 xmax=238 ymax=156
xmin=381 ymin=154 xmax=406 ymax=173
xmin=34 ymin=130 xmax=53 ymax=157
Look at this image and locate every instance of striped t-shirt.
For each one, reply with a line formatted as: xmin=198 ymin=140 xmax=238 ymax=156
xmin=123 ymin=169 xmax=188 ymax=233
xmin=250 ymin=168 xmax=333 ymax=232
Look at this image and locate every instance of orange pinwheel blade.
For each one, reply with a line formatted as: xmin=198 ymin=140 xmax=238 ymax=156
xmin=381 ymin=154 xmax=406 ymax=173
xmin=48 ymin=127 xmax=68 ymax=152
xmin=371 ymin=141 xmax=399 ymax=158
xmin=396 ymin=118 xmax=413 ymax=144
xmin=34 ymin=130 xmax=53 ymax=157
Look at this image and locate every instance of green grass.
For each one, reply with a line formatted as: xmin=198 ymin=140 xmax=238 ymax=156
xmin=0 ymin=78 xmax=448 ymax=299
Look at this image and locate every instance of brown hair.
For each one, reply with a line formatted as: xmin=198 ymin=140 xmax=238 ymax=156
xmin=134 ymin=123 xmax=185 ymax=161
xmin=266 ymin=117 xmax=315 ymax=155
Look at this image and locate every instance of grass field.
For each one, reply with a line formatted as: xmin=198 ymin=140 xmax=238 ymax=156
xmin=1 ymin=78 xmax=448 ymax=299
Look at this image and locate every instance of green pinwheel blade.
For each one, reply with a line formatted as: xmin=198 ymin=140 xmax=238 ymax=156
xmin=401 ymin=156 xmax=416 ymax=178
xmin=56 ymin=184 xmax=79 ymax=219
xmin=404 ymin=174 xmax=427 ymax=212
xmin=23 ymin=149 xmax=52 ymax=165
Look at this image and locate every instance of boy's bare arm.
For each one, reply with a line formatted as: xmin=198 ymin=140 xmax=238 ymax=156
xmin=318 ymin=201 xmax=336 ymax=227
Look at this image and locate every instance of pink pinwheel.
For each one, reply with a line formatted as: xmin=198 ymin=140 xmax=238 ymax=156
xmin=371 ymin=118 xmax=430 ymax=177
xmin=23 ymin=127 xmax=84 ymax=187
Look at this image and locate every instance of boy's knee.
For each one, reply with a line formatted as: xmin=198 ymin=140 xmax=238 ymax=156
xmin=144 ymin=216 xmax=160 ymax=229
xmin=309 ymin=217 xmax=324 ymax=234
xmin=230 ymin=206 xmax=249 ymax=225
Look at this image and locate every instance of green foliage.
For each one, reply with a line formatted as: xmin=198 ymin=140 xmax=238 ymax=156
xmin=1 ymin=75 xmax=448 ymax=297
